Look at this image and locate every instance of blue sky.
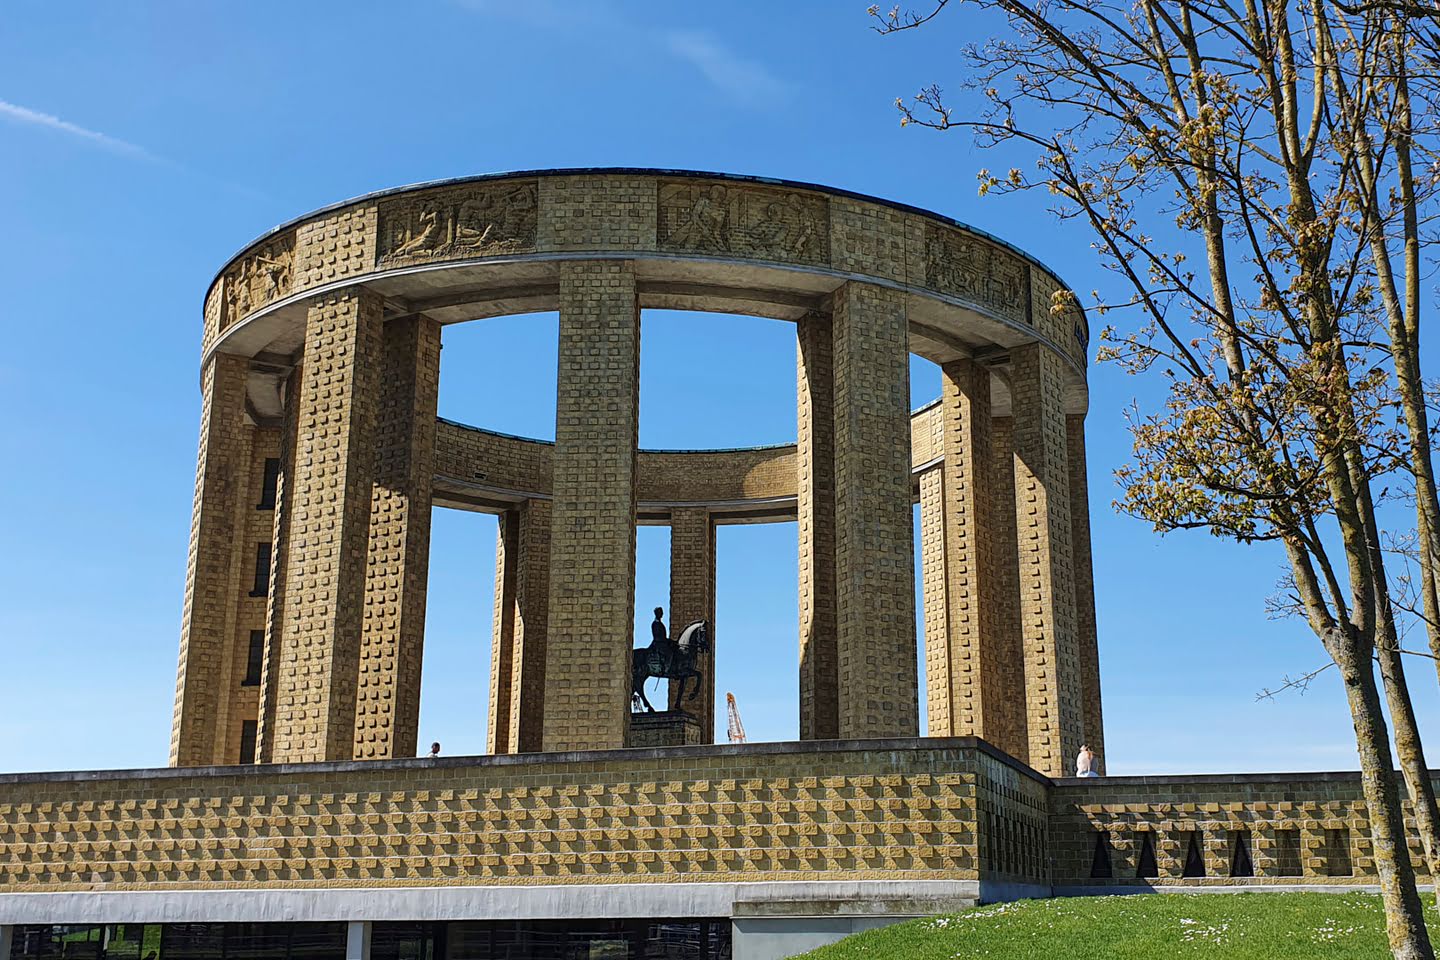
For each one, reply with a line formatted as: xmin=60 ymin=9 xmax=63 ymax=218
xmin=2 ymin=0 xmax=1433 ymax=776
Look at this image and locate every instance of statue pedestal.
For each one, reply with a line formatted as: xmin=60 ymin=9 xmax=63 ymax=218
xmin=627 ymin=710 xmax=704 ymax=748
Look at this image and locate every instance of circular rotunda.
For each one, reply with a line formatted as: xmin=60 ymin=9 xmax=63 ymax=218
xmin=172 ymin=168 xmax=1101 ymax=780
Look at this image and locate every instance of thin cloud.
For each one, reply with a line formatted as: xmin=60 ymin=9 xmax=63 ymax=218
xmin=661 ymin=30 xmax=790 ymax=103
xmin=0 ymin=99 xmax=152 ymax=159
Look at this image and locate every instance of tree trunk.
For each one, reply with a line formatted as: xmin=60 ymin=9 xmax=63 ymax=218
xmin=1338 ymin=642 xmax=1435 ymax=959
xmin=1376 ymin=637 xmax=1440 ymax=900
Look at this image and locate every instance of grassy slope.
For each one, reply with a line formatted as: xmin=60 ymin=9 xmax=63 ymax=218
xmin=792 ymin=893 xmax=1440 ymax=959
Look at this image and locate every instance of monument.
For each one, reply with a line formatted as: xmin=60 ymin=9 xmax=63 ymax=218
xmin=0 ymin=170 xmax=1416 ymax=960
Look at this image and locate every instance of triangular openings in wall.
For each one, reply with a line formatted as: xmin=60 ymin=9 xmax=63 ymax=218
xmin=1089 ymin=831 xmax=1114 ymax=879
xmin=1229 ymin=830 xmax=1254 ymax=878
xmin=1135 ymin=831 xmax=1159 ymax=879
xmin=1182 ymin=831 xmax=1207 ymax=878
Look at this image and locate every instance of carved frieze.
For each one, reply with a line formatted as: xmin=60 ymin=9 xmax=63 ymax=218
xmin=657 ymin=180 xmax=829 ymax=266
xmin=222 ymin=234 xmax=295 ymax=328
xmin=924 ymin=224 xmax=1029 ymax=325
xmin=377 ymin=181 xmax=538 ymax=268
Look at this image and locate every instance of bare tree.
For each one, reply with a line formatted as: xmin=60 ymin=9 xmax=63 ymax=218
xmin=872 ymin=1 xmax=1440 ymax=956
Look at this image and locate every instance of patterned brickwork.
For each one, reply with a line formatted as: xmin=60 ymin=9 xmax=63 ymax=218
xmin=489 ymin=511 xmax=520 ymax=755
xmin=355 ymin=317 xmax=441 ymax=761
xmin=1030 ymin=267 xmax=1088 ymax=368
xmin=257 ymin=367 xmax=303 ymax=764
xmin=667 ymin=508 xmax=716 ymax=737
xmin=919 ymin=468 xmax=950 ymax=734
xmin=628 ymin=712 xmax=705 ymax=749
xmin=1010 ymin=344 xmax=1083 ymax=777
xmin=294 ymin=206 xmax=378 ymax=293
xmin=1067 ymin=415 xmax=1104 ymax=770
xmin=830 ymin=196 xmax=907 ymax=282
xmin=543 ymin=261 xmax=641 ymax=751
xmin=215 ymin=428 xmax=281 ymax=764
xmin=509 ymin=500 xmax=552 ymax=753
xmin=989 ymin=417 xmax=1027 ymax=764
xmin=270 ymin=291 xmax=384 ymax=763
xmin=172 ymin=354 xmax=252 ymax=767
xmin=1049 ymin=776 xmax=1433 ymax=886
xmin=796 ymin=312 xmax=838 ymax=741
xmin=831 ymin=282 xmax=917 ymax=738
xmin=935 ymin=361 xmax=1007 ymax=750
xmin=0 ymin=744 xmax=986 ymax=890
xmin=976 ymin=750 xmax=1050 ymax=884
xmin=538 ymin=175 xmax=657 ymax=251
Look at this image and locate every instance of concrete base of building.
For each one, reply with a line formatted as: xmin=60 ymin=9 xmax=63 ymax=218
xmin=0 ymin=881 xmax=977 ymax=960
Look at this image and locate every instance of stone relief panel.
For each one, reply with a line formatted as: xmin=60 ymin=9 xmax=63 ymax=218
xmin=924 ymin=223 xmax=1030 ymax=326
xmin=377 ymin=181 xmax=539 ymax=268
xmin=657 ymin=180 xmax=829 ymax=266
xmin=222 ymin=233 xmax=295 ymax=329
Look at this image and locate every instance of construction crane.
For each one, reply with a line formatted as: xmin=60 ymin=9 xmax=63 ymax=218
xmin=726 ymin=692 xmax=747 ymax=744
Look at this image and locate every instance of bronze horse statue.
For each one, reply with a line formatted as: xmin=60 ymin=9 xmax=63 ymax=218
xmin=631 ymin=619 xmax=709 ymax=713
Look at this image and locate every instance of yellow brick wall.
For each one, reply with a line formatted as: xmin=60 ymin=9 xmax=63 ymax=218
xmin=543 ymin=262 xmax=641 ymax=751
xmin=0 ymin=744 xmax=987 ymax=891
xmin=355 ymin=317 xmax=441 ymax=761
xmin=270 ymin=291 xmax=384 ymax=763
xmin=832 ymin=282 xmax=917 ymax=738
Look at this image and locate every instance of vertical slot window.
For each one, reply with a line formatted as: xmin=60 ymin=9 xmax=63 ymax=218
xmin=250 ymin=543 xmax=272 ymax=597
xmin=238 ymin=720 xmax=258 ymax=765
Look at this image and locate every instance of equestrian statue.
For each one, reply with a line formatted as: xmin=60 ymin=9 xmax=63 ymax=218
xmin=631 ymin=606 xmax=710 ymax=713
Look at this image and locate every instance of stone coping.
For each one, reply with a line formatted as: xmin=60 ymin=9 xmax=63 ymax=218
xmin=208 ymin=167 xmax=1081 ymax=306
xmin=1051 ymin=770 xmax=1405 ymax=787
xmin=0 ymin=736 xmax=1042 ymax=786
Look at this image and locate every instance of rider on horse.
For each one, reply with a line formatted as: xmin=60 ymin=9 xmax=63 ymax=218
xmin=651 ymin=607 xmax=678 ymax=668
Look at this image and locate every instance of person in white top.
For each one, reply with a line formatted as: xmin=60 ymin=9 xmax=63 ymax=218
xmin=1076 ymin=744 xmax=1100 ymax=777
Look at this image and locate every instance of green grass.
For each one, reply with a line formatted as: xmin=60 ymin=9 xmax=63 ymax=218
xmin=791 ymin=893 xmax=1440 ymax=959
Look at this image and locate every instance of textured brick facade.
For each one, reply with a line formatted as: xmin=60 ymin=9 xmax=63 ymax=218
xmin=355 ymin=317 xmax=440 ymax=761
xmin=171 ymin=354 xmax=256 ymax=767
xmin=1067 ymin=415 xmax=1104 ymax=770
xmin=796 ymin=312 xmax=838 ymax=741
xmin=1010 ymin=343 xmax=1083 ymax=776
xmin=831 ymin=282 xmax=917 ymax=738
xmin=666 ymin=508 xmax=716 ymax=736
xmin=0 ymin=742 xmax=997 ymax=891
xmin=269 ymin=291 xmax=384 ymax=763
xmin=7 ymin=747 xmax=1429 ymax=895
xmin=174 ymin=170 xmax=1098 ymax=777
xmin=932 ymin=361 xmax=1007 ymax=749
xmin=543 ymin=261 xmax=641 ymax=752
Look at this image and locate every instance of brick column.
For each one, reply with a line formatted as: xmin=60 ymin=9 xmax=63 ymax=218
xmin=918 ymin=467 xmax=949 ymax=735
xmin=1010 ymin=342 xmax=1083 ymax=776
xmin=270 ymin=289 xmax=384 ymax=763
xmin=490 ymin=499 xmax=554 ymax=754
xmin=796 ymin=311 xmax=838 ymax=740
xmin=924 ymin=360 xmax=1007 ymax=747
xmin=256 ymin=365 xmax=302 ymax=763
xmin=354 ymin=315 xmax=441 ymax=760
xmin=489 ymin=510 xmax=520 ymax=755
xmin=510 ymin=499 xmax=551 ymax=752
xmin=542 ymin=261 xmax=640 ymax=751
xmin=1068 ymin=414 xmax=1105 ymax=772
xmin=990 ymin=416 xmax=1028 ymax=763
xmin=171 ymin=353 xmax=251 ymax=767
xmin=667 ymin=507 xmax=716 ymax=738
xmin=831 ymin=282 xmax=917 ymax=738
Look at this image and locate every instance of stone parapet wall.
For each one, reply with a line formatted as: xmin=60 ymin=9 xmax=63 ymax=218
xmin=0 ymin=741 xmax=1008 ymax=892
xmin=1049 ymin=773 xmax=1433 ymax=887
